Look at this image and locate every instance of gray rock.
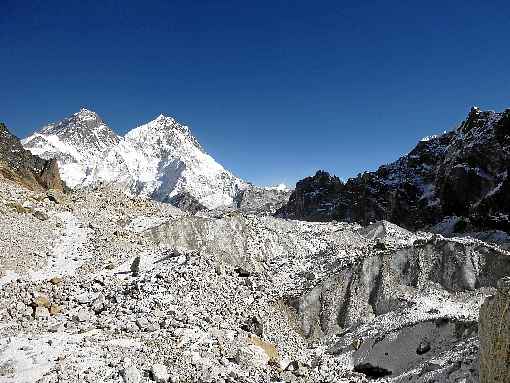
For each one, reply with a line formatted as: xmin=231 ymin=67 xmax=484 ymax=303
xmin=33 ymin=209 xmax=49 ymax=221
xmin=124 ymin=321 xmax=139 ymax=333
xmin=91 ymin=293 xmax=106 ymax=313
xmin=16 ymin=302 xmax=32 ymax=317
xmin=136 ymin=317 xmax=150 ymax=331
xmin=34 ymin=306 xmax=50 ymax=319
xmin=151 ymin=363 xmax=170 ymax=383
xmin=75 ymin=308 xmax=91 ymax=322
xmin=46 ymin=189 xmax=65 ymax=204
xmin=130 ymin=256 xmax=141 ymax=276
xmin=121 ymin=365 xmax=141 ymax=383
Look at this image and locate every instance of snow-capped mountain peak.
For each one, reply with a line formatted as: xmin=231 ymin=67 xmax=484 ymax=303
xmin=22 ymin=109 xmax=120 ymax=187
xmin=77 ymin=107 xmax=100 ymax=118
xmin=41 ymin=108 xmax=113 ymax=135
xmin=126 ymin=114 xmax=201 ymax=150
xmin=22 ymin=109 xmax=247 ymax=208
xmin=154 ymin=113 xmax=173 ymax=122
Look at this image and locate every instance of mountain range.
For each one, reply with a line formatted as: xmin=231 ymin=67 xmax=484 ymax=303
xmin=1 ymin=105 xmax=509 ymax=382
xmin=2 ymin=105 xmax=509 ymax=238
xmin=22 ymin=108 xmax=250 ymax=210
xmin=277 ymin=107 xmax=510 ymax=235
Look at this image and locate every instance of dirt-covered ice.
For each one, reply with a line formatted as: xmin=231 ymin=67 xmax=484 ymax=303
xmin=0 ymin=178 xmax=509 ymax=382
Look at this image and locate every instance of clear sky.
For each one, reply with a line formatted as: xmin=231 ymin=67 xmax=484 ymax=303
xmin=1 ymin=1 xmax=509 ymax=186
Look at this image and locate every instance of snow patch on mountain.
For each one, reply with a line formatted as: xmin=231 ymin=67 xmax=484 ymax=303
xmin=264 ymin=183 xmax=289 ymax=191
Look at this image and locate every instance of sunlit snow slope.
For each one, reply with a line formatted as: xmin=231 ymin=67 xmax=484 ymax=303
xmin=22 ymin=109 xmax=247 ymax=208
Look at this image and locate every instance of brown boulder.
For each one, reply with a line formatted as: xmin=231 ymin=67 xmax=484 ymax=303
xmin=479 ymin=277 xmax=510 ymax=383
xmin=0 ymin=122 xmax=66 ymax=192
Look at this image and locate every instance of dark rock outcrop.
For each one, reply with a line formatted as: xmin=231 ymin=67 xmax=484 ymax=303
xmin=275 ymin=171 xmax=343 ymax=221
xmin=277 ymin=107 xmax=510 ymax=233
xmin=234 ymin=185 xmax=292 ymax=215
xmin=168 ymin=192 xmax=207 ymax=214
xmin=0 ymin=122 xmax=65 ymax=192
xmin=479 ymin=277 xmax=510 ymax=383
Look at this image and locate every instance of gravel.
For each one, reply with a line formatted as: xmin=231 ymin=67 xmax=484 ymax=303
xmin=1 ymin=178 xmax=509 ymax=382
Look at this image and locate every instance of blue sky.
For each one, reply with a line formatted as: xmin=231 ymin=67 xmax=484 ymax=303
xmin=1 ymin=0 xmax=509 ymax=186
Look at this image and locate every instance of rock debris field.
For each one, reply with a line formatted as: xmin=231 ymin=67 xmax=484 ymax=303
xmin=0 ymin=178 xmax=509 ymax=383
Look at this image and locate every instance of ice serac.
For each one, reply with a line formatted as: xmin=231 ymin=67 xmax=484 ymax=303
xmin=277 ymin=107 xmax=510 ymax=234
xmin=23 ymin=110 xmax=247 ymax=209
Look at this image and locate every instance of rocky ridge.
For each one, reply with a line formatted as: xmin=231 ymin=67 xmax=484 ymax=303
xmin=277 ymin=107 xmax=510 ymax=234
xmin=0 ymin=122 xmax=64 ymax=193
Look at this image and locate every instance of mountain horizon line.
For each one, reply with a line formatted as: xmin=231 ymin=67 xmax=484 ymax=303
xmin=4 ymin=105 xmax=508 ymax=189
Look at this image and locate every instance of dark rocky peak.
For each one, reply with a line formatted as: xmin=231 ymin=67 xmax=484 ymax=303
xmin=39 ymin=108 xmax=119 ymax=150
xmin=276 ymin=170 xmax=344 ymax=221
xmin=456 ymin=107 xmax=506 ymax=143
xmin=406 ymin=131 xmax=455 ymax=167
xmin=41 ymin=108 xmax=102 ymax=133
xmin=458 ymin=106 xmax=491 ymax=134
xmin=494 ymin=108 xmax=510 ymax=144
xmin=277 ymin=107 xmax=510 ymax=233
xmin=295 ymin=170 xmax=344 ymax=199
xmin=1 ymin=122 xmax=37 ymax=172
xmin=303 ymin=170 xmax=343 ymax=188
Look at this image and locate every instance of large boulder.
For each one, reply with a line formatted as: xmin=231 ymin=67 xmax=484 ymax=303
xmin=0 ymin=122 xmax=65 ymax=192
xmin=479 ymin=277 xmax=510 ymax=383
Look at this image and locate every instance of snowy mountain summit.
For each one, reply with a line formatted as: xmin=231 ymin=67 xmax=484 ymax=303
xmin=21 ymin=108 xmax=120 ymax=186
xmin=23 ymin=108 xmax=247 ymax=208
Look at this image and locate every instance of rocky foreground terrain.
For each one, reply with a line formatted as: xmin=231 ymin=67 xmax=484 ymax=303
xmin=1 ymin=175 xmax=509 ymax=383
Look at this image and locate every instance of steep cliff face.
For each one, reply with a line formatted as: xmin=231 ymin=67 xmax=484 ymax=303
xmin=277 ymin=107 xmax=510 ymax=233
xmin=0 ymin=122 xmax=64 ymax=192
xmin=234 ymin=185 xmax=292 ymax=215
xmin=479 ymin=277 xmax=510 ymax=383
